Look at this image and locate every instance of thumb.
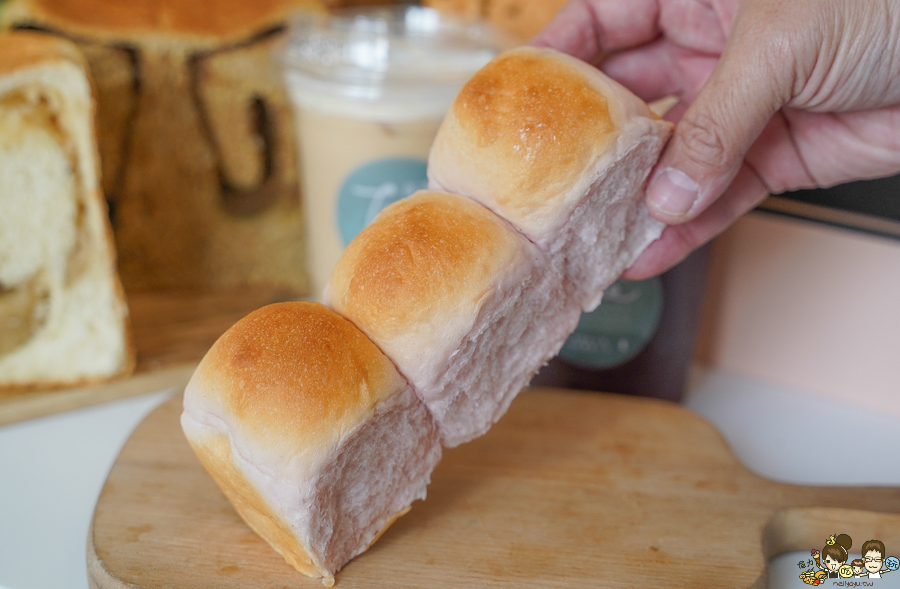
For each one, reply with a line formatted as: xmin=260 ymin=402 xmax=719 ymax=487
xmin=645 ymin=11 xmax=794 ymax=224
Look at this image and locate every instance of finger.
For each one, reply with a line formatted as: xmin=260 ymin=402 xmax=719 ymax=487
xmin=624 ymin=163 xmax=769 ymax=279
xmin=643 ymin=8 xmax=793 ymax=225
xmin=600 ymin=40 xmax=719 ymax=105
xmin=782 ymin=106 xmax=900 ymax=184
xmin=529 ymin=0 xmax=660 ymax=64
xmin=599 ymin=40 xmax=681 ymax=102
xmin=742 ymin=110 xmax=817 ymax=193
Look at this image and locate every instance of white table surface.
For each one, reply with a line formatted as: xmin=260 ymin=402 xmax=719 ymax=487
xmin=1 ymin=368 xmax=898 ymax=589
xmin=0 ymin=389 xmax=174 ymax=589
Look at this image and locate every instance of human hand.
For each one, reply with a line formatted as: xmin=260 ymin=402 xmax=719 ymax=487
xmin=532 ymin=0 xmax=900 ymax=278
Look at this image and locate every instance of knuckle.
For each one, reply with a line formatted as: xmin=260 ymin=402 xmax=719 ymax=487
xmin=676 ymin=111 xmax=735 ymax=172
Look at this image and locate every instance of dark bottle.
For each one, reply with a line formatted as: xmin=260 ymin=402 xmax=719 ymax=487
xmin=530 ymin=244 xmax=711 ymax=402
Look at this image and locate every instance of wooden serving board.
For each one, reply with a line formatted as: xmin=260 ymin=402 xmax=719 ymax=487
xmin=88 ymin=388 xmax=900 ymax=589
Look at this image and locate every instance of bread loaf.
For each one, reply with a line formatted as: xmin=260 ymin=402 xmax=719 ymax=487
xmin=181 ymin=301 xmax=442 ymax=587
xmin=428 ymin=46 xmax=673 ymax=311
xmin=2 ymin=0 xmax=324 ymax=293
xmin=325 ymin=190 xmax=582 ymax=447
xmin=0 ymin=30 xmax=134 ymax=390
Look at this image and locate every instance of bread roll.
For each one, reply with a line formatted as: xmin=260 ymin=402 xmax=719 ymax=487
xmin=428 ymin=46 xmax=673 ymax=311
xmin=181 ymin=301 xmax=442 ymax=586
xmin=0 ymin=30 xmax=133 ymax=390
xmin=2 ymin=0 xmax=324 ymax=293
xmin=325 ymin=190 xmax=582 ymax=447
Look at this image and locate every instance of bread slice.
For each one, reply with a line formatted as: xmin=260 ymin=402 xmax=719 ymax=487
xmin=181 ymin=302 xmax=442 ymax=586
xmin=427 ymin=46 xmax=673 ymax=311
xmin=325 ymin=190 xmax=582 ymax=447
xmin=0 ymin=31 xmax=133 ymax=391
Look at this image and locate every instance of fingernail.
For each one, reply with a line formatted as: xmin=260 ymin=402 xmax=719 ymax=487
xmin=647 ymin=167 xmax=699 ymax=218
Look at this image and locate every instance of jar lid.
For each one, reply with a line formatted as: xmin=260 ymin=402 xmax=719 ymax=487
xmin=279 ymin=5 xmax=508 ymax=119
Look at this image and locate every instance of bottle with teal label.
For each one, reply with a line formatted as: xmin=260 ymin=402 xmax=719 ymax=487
xmin=336 ymin=157 xmax=428 ymax=246
xmin=531 ymin=245 xmax=710 ymax=401
xmin=558 ymin=277 xmax=664 ymax=370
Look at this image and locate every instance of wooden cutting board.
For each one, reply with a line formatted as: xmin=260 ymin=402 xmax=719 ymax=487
xmin=88 ymin=388 xmax=900 ymax=589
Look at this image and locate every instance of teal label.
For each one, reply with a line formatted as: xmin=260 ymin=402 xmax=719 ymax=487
xmin=559 ymin=277 xmax=663 ymax=370
xmin=336 ymin=157 xmax=428 ymax=246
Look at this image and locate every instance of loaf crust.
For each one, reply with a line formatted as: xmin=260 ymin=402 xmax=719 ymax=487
xmin=2 ymin=0 xmax=320 ymax=44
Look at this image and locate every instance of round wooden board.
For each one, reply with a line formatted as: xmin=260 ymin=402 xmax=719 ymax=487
xmin=88 ymin=388 xmax=900 ymax=588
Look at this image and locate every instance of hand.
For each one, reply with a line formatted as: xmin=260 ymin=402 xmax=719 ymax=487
xmin=532 ymin=0 xmax=900 ymax=278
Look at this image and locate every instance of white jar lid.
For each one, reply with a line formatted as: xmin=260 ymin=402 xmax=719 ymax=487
xmin=279 ymin=5 xmax=508 ymax=121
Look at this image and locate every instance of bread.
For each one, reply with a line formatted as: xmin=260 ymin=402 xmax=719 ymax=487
xmin=0 ymin=30 xmax=134 ymax=390
xmin=180 ymin=45 xmax=673 ymax=583
xmin=325 ymin=190 xmax=582 ymax=447
xmin=2 ymin=0 xmax=324 ymax=293
xmin=428 ymin=46 xmax=673 ymax=311
xmin=181 ymin=301 xmax=442 ymax=586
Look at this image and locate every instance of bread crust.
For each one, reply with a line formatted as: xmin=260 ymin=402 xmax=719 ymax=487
xmin=325 ymin=190 xmax=581 ymax=446
xmin=182 ymin=302 xmax=439 ymax=584
xmin=192 ymin=302 xmax=406 ymax=444
xmin=327 ymin=190 xmax=527 ymax=346
xmin=429 ymin=47 xmax=670 ymax=239
xmin=186 ymin=430 xmax=326 ymax=580
xmin=0 ymin=28 xmax=88 ymax=74
xmin=2 ymin=0 xmax=324 ymax=45
xmin=428 ymin=46 xmax=673 ymax=310
xmin=449 ymin=47 xmax=617 ymax=220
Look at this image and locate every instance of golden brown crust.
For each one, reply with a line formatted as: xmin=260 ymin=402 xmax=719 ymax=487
xmin=450 ymin=48 xmax=615 ymax=213
xmin=197 ymin=302 xmax=404 ymax=446
xmin=3 ymin=0 xmax=324 ymax=43
xmin=0 ymin=29 xmax=87 ymax=77
xmin=329 ymin=191 xmax=524 ymax=341
xmin=186 ymin=431 xmax=326 ymax=582
xmin=184 ymin=300 xmax=414 ymax=583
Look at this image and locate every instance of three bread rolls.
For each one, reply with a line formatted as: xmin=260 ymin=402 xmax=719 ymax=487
xmin=182 ymin=46 xmax=672 ymax=584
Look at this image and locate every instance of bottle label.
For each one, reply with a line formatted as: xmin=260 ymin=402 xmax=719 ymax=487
xmin=558 ymin=277 xmax=663 ymax=370
xmin=336 ymin=157 xmax=428 ymax=246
